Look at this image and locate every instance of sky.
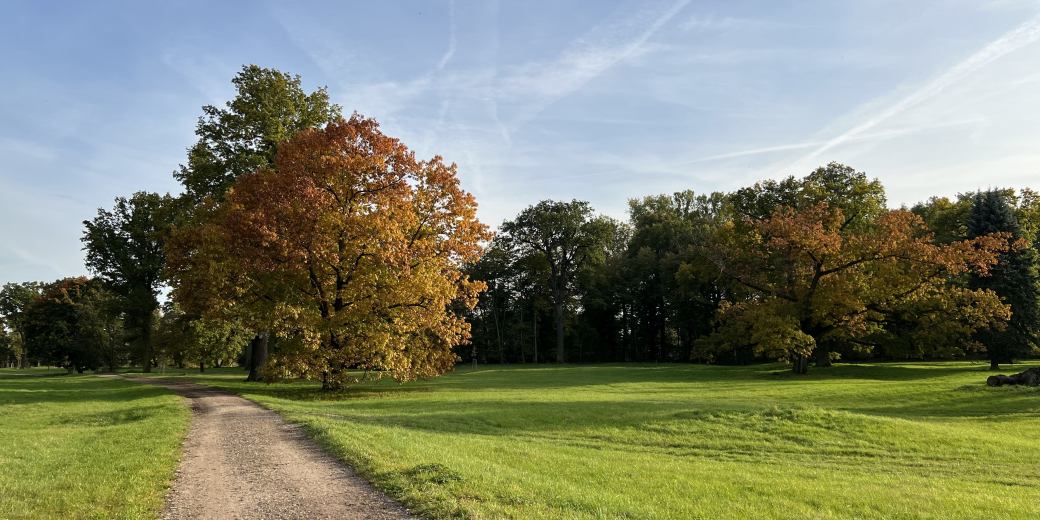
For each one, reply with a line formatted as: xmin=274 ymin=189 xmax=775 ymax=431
xmin=2 ymin=0 xmax=1040 ymax=285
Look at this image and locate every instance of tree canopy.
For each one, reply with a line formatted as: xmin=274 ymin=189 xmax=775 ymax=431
xmin=168 ymin=115 xmax=489 ymax=389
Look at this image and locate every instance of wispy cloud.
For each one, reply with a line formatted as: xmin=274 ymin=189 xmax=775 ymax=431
xmin=495 ymin=0 xmax=692 ymax=128
xmin=789 ymin=11 xmax=1040 ymax=169
xmin=437 ymin=0 xmax=457 ymax=71
xmin=685 ymin=119 xmax=983 ymax=164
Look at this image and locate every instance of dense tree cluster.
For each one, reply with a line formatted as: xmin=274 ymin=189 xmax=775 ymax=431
xmin=2 ymin=65 xmax=1036 ymax=380
xmin=465 ymin=165 xmax=1034 ymax=372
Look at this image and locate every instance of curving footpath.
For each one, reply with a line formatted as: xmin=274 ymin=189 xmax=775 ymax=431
xmin=125 ymin=377 xmax=415 ymax=520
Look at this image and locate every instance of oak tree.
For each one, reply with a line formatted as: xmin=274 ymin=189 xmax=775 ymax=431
xmin=168 ymin=115 xmax=489 ymax=390
xmin=705 ymin=203 xmax=1012 ymax=373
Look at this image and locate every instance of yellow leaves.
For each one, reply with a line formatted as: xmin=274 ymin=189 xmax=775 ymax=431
xmin=712 ymin=201 xmax=1015 ymax=363
xmin=174 ymin=114 xmax=489 ymax=387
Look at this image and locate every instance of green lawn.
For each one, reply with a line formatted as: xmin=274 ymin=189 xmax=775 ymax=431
xmin=0 ymin=369 xmax=189 ymax=520
xmin=142 ymin=362 xmax=1040 ymax=519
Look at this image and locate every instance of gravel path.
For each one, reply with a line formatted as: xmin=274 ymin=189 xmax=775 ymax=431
xmin=125 ymin=377 xmax=416 ymax=520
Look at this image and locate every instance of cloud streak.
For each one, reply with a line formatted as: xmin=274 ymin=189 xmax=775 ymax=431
xmin=790 ymin=11 xmax=1040 ymax=168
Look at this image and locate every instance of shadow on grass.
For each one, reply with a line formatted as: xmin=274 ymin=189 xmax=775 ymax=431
xmin=0 ymin=370 xmax=172 ymax=408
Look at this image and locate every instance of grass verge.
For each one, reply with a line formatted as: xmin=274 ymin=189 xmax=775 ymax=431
xmin=0 ymin=369 xmax=189 ymax=520
xmin=138 ymin=362 xmax=1040 ymax=519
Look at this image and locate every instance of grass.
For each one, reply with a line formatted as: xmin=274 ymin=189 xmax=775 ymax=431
xmin=138 ymin=361 xmax=1040 ymax=520
xmin=0 ymin=369 xmax=189 ymax=520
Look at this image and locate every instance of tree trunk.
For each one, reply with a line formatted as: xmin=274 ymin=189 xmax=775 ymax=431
xmin=815 ymin=348 xmax=832 ymax=367
xmin=493 ymin=304 xmax=504 ymax=364
xmin=990 ymin=358 xmax=1000 ymax=370
xmin=554 ymin=300 xmax=565 ymax=363
xmin=518 ymin=306 xmax=526 ymax=364
xmin=792 ymin=353 xmax=810 ymax=374
xmin=141 ymin=310 xmax=154 ymax=373
xmin=199 ymin=362 xmax=205 ymax=373
xmin=532 ymin=311 xmax=538 ymax=364
xmin=246 ymin=333 xmax=269 ymax=381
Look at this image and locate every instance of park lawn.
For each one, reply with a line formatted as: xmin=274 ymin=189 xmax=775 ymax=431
xmin=0 ymin=369 xmax=189 ymax=520
xmin=147 ymin=363 xmax=1040 ymax=519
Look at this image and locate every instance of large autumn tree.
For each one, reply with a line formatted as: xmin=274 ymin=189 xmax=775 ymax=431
xmin=705 ymin=202 xmax=1013 ymax=373
xmin=172 ymin=65 xmax=342 ymax=380
xmin=167 ymin=115 xmax=489 ymax=390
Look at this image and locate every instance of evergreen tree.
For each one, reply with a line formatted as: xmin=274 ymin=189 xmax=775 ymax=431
xmin=968 ymin=190 xmax=1040 ymax=369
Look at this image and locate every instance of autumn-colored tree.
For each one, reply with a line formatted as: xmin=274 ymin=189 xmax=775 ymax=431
xmin=172 ymin=65 xmax=342 ymax=380
xmin=704 ymin=203 xmax=1013 ymax=373
xmin=168 ymin=115 xmax=489 ymax=390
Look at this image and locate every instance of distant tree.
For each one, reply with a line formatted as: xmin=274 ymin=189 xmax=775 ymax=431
xmin=155 ymin=305 xmax=250 ymax=372
xmin=621 ymin=190 xmax=728 ymax=362
xmin=705 ymin=202 xmax=1013 ymax=373
xmin=0 ymin=282 xmax=45 ymax=367
xmin=0 ymin=325 xmax=14 ymax=368
xmin=968 ymin=190 xmax=1040 ymax=369
xmin=168 ymin=115 xmax=489 ymax=390
xmin=171 ymin=64 xmax=342 ymax=381
xmin=82 ymin=192 xmax=179 ymax=372
xmin=22 ymin=278 xmax=121 ymax=373
xmin=501 ymin=200 xmax=614 ymax=363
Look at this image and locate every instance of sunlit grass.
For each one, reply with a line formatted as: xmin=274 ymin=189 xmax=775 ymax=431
xmin=140 ymin=362 xmax=1040 ymax=519
xmin=0 ymin=369 xmax=189 ymax=520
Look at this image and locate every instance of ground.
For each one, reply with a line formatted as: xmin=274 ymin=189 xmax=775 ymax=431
xmin=137 ymin=362 xmax=1040 ymax=520
xmin=0 ymin=369 xmax=188 ymax=520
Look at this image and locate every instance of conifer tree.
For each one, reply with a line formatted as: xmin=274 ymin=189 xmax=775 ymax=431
xmin=968 ymin=190 xmax=1039 ymax=369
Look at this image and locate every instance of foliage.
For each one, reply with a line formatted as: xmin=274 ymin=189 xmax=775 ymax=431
xmin=21 ymin=277 xmax=124 ymax=373
xmin=155 ymin=305 xmax=251 ymax=371
xmin=967 ymin=190 xmax=1040 ymax=368
xmin=0 ymin=281 xmax=44 ymax=366
xmin=499 ymin=200 xmax=616 ymax=362
xmin=82 ymin=191 xmax=180 ymax=371
xmin=174 ymin=64 xmax=342 ymax=202
xmin=168 ymin=115 xmax=489 ymax=390
xmin=703 ymin=202 xmax=1013 ymax=372
xmin=170 ymin=65 xmax=343 ymax=381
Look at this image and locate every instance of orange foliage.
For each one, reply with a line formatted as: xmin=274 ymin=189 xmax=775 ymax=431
xmin=168 ymin=115 xmax=490 ymax=388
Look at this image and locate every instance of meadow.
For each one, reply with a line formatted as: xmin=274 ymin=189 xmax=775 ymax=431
xmin=143 ymin=362 xmax=1040 ymax=519
xmin=0 ymin=369 xmax=188 ymax=520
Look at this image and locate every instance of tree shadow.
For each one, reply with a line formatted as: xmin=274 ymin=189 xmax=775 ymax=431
xmin=0 ymin=370 xmax=172 ymax=407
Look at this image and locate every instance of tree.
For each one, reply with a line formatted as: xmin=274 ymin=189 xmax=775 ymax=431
xmin=0 ymin=282 xmax=45 ymax=367
xmin=168 ymin=115 xmax=489 ymax=390
xmin=705 ymin=202 xmax=1013 ymax=373
xmin=22 ymin=277 xmax=122 ymax=373
xmin=501 ymin=200 xmax=614 ymax=363
xmin=968 ymin=190 xmax=1040 ymax=369
xmin=175 ymin=64 xmax=342 ymax=202
xmin=172 ymin=64 xmax=342 ymax=381
xmin=82 ymin=192 xmax=178 ymax=372
xmin=155 ymin=305 xmax=250 ymax=372
xmin=0 ymin=325 xmax=15 ymax=368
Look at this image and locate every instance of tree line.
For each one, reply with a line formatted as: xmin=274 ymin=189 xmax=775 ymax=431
xmin=0 ymin=65 xmax=1035 ymax=379
xmin=467 ymin=171 xmax=1039 ymax=373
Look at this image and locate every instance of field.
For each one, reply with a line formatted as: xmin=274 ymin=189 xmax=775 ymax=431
xmin=142 ymin=362 xmax=1040 ymax=520
xmin=0 ymin=369 xmax=189 ymax=520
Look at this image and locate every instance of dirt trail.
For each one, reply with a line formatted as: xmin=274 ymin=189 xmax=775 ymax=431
xmin=126 ymin=376 xmax=416 ymax=520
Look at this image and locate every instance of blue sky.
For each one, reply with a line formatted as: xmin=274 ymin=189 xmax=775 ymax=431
xmin=3 ymin=0 xmax=1040 ymax=285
